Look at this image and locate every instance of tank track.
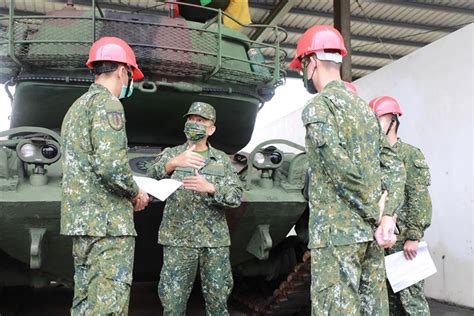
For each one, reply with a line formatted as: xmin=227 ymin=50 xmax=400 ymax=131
xmin=233 ymin=251 xmax=311 ymax=315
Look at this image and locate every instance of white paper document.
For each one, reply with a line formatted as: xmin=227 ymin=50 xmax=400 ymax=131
xmin=133 ymin=176 xmax=182 ymax=201
xmin=385 ymin=241 xmax=437 ymax=293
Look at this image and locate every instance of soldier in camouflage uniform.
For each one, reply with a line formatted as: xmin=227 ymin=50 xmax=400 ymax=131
xmin=61 ymin=37 xmax=150 ymax=315
xmin=370 ymin=96 xmax=432 ymax=316
xmin=289 ymin=25 xmax=405 ymax=316
xmin=147 ymin=102 xmax=242 ymax=316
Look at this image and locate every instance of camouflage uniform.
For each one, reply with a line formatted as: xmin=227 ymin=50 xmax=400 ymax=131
xmin=386 ymin=139 xmax=432 ymax=316
xmin=61 ymin=83 xmax=139 ymax=315
xmin=302 ymin=80 xmax=405 ymax=316
xmin=147 ymin=104 xmax=242 ymax=315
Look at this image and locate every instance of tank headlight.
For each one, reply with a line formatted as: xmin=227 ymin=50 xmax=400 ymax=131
xmin=255 ymin=152 xmax=265 ymax=165
xmin=19 ymin=143 xmax=37 ymax=158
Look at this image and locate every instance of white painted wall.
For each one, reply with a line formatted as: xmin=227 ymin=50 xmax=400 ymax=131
xmin=357 ymin=24 xmax=474 ymax=308
xmin=246 ymin=24 xmax=474 ymax=307
xmin=241 ymin=79 xmax=311 ymax=153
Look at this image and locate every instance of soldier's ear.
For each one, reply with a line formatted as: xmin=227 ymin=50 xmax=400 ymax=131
xmin=208 ymin=124 xmax=216 ymax=136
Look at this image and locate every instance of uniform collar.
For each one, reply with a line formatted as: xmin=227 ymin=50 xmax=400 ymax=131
xmin=182 ymin=142 xmax=218 ymax=160
xmin=394 ymin=137 xmax=403 ymax=149
xmin=89 ymin=83 xmax=113 ymax=96
xmin=323 ymin=79 xmax=345 ymax=91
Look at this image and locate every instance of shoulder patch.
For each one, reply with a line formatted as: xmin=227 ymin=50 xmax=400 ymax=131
xmin=105 ymin=100 xmax=124 ymax=131
xmin=302 ymin=99 xmax=329 ymax=126
xmin=107 ymin=112 xmax=124 ymax=131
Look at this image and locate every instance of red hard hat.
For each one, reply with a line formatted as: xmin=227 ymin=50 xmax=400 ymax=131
xmin=344 ymin=81 xmax=358 ymax=95
xmin=289 ymin=25 xmax=347 ymax=71
xmin=369 ymin=96 xmax=403 ymax=117
xmin=86 ymin=36 xmax=144 ymax=80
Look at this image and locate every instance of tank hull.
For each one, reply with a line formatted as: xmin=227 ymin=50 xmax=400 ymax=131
xmin=0 ymin=163 xmax=306 ymax=284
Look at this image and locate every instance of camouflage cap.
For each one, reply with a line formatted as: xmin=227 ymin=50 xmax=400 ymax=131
xmin=183 ymin=102 xmax=216 ymax=122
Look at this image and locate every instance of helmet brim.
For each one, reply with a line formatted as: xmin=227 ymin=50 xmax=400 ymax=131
xmin=289 ymin=57 xmax=301 ymax=71
xmin=132 ymin=67 xmax=144 ymax=80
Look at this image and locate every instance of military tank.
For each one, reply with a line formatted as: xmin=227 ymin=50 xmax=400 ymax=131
xmin=0 ymin=1 xmax=310 ymax=314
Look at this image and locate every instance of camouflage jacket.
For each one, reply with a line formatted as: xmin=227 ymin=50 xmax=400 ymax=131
xmin=394 ymin=139 xmax=432 ymax=241
xmin=302 ymin=80 xmax=405 ymax=248
xmin=147 ymin=143 xmax=242 ymax=247
xmin=60 ymin=83 xmax=139 ymax=237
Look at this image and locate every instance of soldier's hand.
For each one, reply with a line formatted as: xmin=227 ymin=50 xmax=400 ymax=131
xmin=182 ymin=170 xmax=215 ymax=194
xmin=374 ymin=214 xmax=397 ymax=248
xmin=374 ymin=225 xmax=397 ymax=248
xmin=170 ymin=144 xmax=205 ymax=170
xmin=133 ymin=189 xmax=150 ymax=212
xmin=403 ymin=240 xmax=419 ymax=260
xmin=377 ymin=190 xmax=388 ymax=224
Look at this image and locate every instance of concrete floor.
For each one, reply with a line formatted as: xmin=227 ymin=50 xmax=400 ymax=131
xmin=0 ymin=282 xmax=472 ymax=315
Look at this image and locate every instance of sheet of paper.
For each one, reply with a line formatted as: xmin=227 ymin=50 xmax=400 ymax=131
xmin=385 ymin=241 xmax=437 ymax=293
xmin=133 ymin=176 xmax=182 ymax=201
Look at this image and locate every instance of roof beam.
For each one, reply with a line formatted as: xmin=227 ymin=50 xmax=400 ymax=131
xmin=334 ymin=0 xmax=352 ymax=81
xmin=249 ymin=1 xmax=458 ymax=33
xmin=351 ymin=33 xmax=427 ymax=48
xmin=251 ymin=0 xmax=296 ymax=42
xmin=375 ymin=0 xmax=474 ymax=15
xmin=269 ymin=42 xmax=403 ymax=60
xmin=351 ymin=50 xmax=402 ymax=60
xmin=283 ymin=26 xmax=428 ymax=47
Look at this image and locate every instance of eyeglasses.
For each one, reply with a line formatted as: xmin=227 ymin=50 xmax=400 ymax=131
xmin=299 ymin=56 xmax=311 ymax=76
xmin=301 ymin=57 xmax=310 ymax=69
xmin=299 ymin=55 xmax=317 ymax=76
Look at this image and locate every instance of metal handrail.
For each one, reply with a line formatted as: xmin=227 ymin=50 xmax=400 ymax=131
xmin=2 ymin=0 xmax=287 ymax=85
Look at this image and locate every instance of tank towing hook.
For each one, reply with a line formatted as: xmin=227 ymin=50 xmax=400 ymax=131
xmin=29 ymin=228 xmax=47 ymax=269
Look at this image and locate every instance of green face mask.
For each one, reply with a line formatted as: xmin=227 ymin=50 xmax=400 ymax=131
xmin=184 ymin=121 xmax=207 ymax=142
xmin=119 ymin=79 xmax=134 ymax=99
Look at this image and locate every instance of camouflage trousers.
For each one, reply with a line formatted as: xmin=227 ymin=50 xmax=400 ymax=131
xmin=71 ymin=236 xmax=135 ymax=316
xmin=386 ymin=241 xmax=430 ymax=316
xmin=158 ymin=246 xmax=233 ymax=316
xmin=311 ymin=241 xmax=389 ymax=316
